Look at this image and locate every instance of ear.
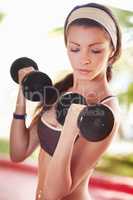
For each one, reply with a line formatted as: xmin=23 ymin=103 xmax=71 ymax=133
xmin=108 ymin=50 xmax=115 ymax=64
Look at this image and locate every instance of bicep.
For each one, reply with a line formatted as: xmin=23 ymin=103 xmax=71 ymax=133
xmin=69 ymin=101 xmax=120 ymax=193
xmin=69 ymin=135 xmax=112 ymax=193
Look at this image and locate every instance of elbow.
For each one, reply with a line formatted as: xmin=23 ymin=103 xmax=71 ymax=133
xmin=10 ymin=156 xmax=23 ymax=163
xmin=10 ymin=151 xmax=25 ymax=163
xmin=9 ymin=145 xmax=28 ymax=163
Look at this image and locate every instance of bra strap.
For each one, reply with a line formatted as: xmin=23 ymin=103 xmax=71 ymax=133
xmin=100 ymin=95 xmax=116 ymax=103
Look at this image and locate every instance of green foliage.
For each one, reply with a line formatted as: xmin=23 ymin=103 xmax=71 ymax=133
xmin=96 ymin=153 xmax=133 ymax=177
xmin=48 ymin=26 xmax=63 ymax=36
xmin=0 ymin=12 xmax=5 ymax=23
xmin=112 ymin=8 xmax=133 ymax=28
xmin=0 ymin=139 xmax=39 ymax=159
xmin=119 ymin=82 xmax=133 ymax=106
xmin=0 ymin=139 xmax=9 ymax=154
xmin=52 ymin=27 xmax=63 ymax=33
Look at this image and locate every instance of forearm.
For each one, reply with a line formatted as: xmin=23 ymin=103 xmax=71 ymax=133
xmin=44 ymin=104 xmax=81 ymax=199
xmin=10 ymin=86 xmax=29 ymax=161
xmin=44 ymin=130 xmax=77 ymax=200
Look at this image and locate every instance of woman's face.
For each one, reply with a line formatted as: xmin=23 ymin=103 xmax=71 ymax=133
xmin=66 ymin=25 xmax=114 ymax=80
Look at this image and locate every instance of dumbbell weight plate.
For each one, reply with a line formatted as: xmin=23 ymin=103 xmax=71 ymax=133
xmin=10 ymin=57 xmax=38 ymax=83
xmin=56 ymin=92 xmax=87 ymax=125
xmin=22 ymin=71 xmax=53 ymax=102
xmin=77 ymin=103 xmax=114 ymax=142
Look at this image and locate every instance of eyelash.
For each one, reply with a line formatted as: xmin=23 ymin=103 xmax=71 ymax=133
xmin=70 ymin=49 xmax=79 ymax=52
xmin=70 ymin=49 xmax=102 ymax=54
xmin=92 ymin=50 xmax=102 ymax=54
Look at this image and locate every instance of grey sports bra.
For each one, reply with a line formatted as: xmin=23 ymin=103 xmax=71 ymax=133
xmin=37 ymin=95 xmax=116 ymax=156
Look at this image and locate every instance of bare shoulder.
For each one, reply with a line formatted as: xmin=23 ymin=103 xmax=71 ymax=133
xmin=101 ymin=96 xmax=121 ymax=133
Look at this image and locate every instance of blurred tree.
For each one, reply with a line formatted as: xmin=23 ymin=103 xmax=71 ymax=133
xmin=112 ymin=8 xmax=133 ymax=28
xmin=0 ymin=12 xmax=5 ymax=23
xmin=119 ymin=82 xmax=133 ymax=107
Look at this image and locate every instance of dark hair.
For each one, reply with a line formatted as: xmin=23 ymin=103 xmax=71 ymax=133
xmin=31 ymin=3 xmax=122 ymax=125
xmin=64 ymin=3 xmax=122 ymax=82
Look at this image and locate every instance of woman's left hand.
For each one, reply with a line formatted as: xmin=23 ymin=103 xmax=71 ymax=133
xmin=62 ymin=103 xmax=86 ymax=138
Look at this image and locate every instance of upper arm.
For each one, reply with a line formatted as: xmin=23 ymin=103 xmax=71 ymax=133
xmin=24 ymin=122 xmax=40 ymax=158
xmin=69 ymin=98 xmax=121 ymax=193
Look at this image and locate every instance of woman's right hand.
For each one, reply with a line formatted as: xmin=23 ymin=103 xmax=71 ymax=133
xmin=18 ymin=66 xmax=35 ymax=85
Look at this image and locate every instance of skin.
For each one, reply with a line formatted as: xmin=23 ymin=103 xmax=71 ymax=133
xmin=10 ymin=25 xmax=120 ymax=200
xmin=66 ymin=25 xmax=114 ymax=98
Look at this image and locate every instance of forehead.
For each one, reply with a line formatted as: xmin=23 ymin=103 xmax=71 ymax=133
xmin=66 ymin=25 xmax=110 ymax=45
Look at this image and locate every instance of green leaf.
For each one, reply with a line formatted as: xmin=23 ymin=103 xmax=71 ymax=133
xmin=0 ymin=12 xmax=5 ymax=23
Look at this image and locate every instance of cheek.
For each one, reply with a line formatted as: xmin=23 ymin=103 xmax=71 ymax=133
xmin=94 ymin=52 xmax=109 ymax=66
xmin=67 ymin=52 xmax=79 ymax=67
xmin=91 ymin=54 xmax=109 ymax=74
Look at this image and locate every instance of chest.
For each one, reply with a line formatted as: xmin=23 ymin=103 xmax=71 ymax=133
xmin=41 ymin=106 xmax=62 ymax=129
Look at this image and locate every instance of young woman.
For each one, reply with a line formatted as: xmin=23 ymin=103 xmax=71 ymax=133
xmin=10 ymin=2 xmax=122 ymax=200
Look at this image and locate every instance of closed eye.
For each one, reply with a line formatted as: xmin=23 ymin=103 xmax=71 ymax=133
xmin=70 ymin=49 xmax=80 ymax=52
xmin=91 ymin=50 xmax=102 ymax=54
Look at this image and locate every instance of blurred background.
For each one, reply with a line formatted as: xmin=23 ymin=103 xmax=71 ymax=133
xmin=0 ymin=0 xmax=133 ymax=199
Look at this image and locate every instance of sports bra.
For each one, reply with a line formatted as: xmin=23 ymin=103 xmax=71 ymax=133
xmin=37 ymin=95 xmax=116 ymax=156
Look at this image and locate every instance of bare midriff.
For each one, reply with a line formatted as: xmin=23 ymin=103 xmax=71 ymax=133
xmin=35 ymin=149 xmax=93 ymax=200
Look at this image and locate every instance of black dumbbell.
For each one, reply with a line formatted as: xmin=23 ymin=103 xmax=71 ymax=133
xmin=77 ymin=103 xmax=114 ymax=141
xmin=56 ymin=92 xmax=114 ymax=141
xmin=10 ymin=57 xmax=58 ymax=103
xmin=55 ymin=92 xmax=87 ymax=125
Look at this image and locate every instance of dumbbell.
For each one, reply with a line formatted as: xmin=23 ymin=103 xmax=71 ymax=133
xmin=10 ymin=57 xmax=58 ymax=104
xmin=56 ymin=92 xmax=87 ymax=125
xmin=77 ymin=103 xmax=114 ymax=141
xmin=56 ymin=92 xmax=114 ymax=142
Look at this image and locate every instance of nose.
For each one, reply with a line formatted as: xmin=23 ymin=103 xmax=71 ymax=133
xmin=80 ymin=51 xmax=91 ymax=65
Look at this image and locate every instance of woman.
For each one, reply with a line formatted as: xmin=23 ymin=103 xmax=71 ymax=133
xmin=10 ymin=2 xmax=122 ymax=200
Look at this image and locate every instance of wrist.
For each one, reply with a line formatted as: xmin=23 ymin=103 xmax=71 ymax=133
xmin=13 ymin=113 xmax=27 ymax=120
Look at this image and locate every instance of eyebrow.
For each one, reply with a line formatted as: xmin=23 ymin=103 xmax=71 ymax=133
xmin=69 ymin=41 xmax=105 ymax=47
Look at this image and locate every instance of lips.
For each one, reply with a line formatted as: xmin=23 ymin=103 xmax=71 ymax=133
xmin=78 ymin=69 xmax=91 ymax=73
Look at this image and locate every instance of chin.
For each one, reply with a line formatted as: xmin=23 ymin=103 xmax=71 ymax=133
xmin=74 ymin=71 xmax=96 ymax=81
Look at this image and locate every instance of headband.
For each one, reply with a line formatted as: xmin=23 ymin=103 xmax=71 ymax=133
xmin=65 ymin=7 xmax=117 ymax=49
